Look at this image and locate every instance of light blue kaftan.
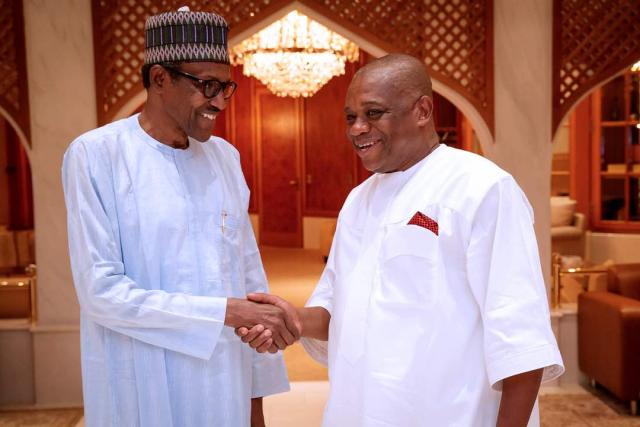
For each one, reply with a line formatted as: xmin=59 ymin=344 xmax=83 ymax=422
xmin=62 ymin=114 xmax=288 ymax=427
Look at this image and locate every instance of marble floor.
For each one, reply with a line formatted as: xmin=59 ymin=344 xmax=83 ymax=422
xmin=2 ymin=247 xmax=638 ymax=426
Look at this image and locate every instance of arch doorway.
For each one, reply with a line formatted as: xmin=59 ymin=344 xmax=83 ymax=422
xmin=0 ymin=113 xmax=36 ymax=324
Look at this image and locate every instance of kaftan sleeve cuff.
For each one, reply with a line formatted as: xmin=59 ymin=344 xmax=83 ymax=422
xmin=251 ymin=352 xmax=290 ymax=398
xmin=300 ymin=291 xmax=332 ymax=366
xmin=487 ymin=344 xmax=565 ymax=391
xmin=105 ymin=295 xmax=228 ymax=361
xmin=300 ymin=337 xmax=328 ymax=367
xmin=183 ymin=295 xmax=228 ymax=360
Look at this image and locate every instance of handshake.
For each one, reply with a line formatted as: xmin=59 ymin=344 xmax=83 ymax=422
xmin=225 ymin=293 xmax=302 ymax=354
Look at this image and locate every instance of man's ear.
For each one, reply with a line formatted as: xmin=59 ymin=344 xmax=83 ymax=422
xmin=415 ymin=95 xmax=433 ymax=126
xmin=150 ymin=65 xmax=169 ymax=92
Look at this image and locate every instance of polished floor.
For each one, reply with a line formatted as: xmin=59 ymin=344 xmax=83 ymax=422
xmin=1 ymin=247 xmax=638 ymax=426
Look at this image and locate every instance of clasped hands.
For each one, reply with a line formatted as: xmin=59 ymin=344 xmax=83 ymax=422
xmin=226 ymin=293 xmax=301 ymax=353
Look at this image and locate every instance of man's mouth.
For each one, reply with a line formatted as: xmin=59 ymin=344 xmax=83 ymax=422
xmin=200 ymin=112 xmax=216 ymax=121
xmin=353 ymin=139 xmax=380 ymax=152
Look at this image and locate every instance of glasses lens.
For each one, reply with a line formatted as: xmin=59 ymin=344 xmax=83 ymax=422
xmin=204 ymin=81 xmax=223 ymax=98
xmin=223 ymin=82 xmax=237 ymax=99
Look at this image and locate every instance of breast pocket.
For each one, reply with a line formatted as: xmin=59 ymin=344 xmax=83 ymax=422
xmin=217 ymin=211 xmax=244 ymax=289
xmin=378 ymin=225 xmax=441 ymax=307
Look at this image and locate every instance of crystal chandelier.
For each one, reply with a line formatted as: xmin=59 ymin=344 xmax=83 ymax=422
xmin=229 ymin=11 xmax=359 ymax=97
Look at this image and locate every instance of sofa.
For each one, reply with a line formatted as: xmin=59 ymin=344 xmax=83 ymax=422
xmin=550 ymin=197 xmax=585 ymax=258
xmin=578 ymin=263 xmax=640 ymax=415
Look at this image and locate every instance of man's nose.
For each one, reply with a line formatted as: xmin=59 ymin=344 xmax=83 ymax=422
xmin=349 ymin=116 xmax=370 ymax=136
xmin=208 ymin=92 xmax=227 ymax=110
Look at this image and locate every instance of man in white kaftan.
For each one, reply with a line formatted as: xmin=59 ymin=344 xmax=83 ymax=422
xmin=301 ymin=144 xmax=564 ymax=426
xmin=63 ymin=8 xmax=296 ymax=427
xmin=237 ymin=54 xmax=564 ymax=426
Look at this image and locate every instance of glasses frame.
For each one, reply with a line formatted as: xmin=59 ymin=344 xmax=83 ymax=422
xmin=163 ymin=65 xmax=237 ymax=100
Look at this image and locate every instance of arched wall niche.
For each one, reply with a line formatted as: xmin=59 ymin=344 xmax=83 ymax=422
xmin=0 ymin=0 xmax=31 ymax=149
xmin=553 ymin=61 xmax=640 ymax=139
xmin=0 ymin=106 xmax=32 ymax=161
xmin=552 ymin=0 xmax=640 ymax=138
xmin=93 ymin=0 xmax=495 ymax=141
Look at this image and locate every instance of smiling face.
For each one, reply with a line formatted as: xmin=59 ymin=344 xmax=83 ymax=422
xmin=162 ymin=61 xmax=231 ymax=142
xmin=344 ymin=66 xmax=433 ymax=173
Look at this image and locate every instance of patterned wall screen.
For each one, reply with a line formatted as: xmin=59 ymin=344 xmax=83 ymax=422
xmin=0 ymin=0 xmax=30 ymax=142
xmin=553 ymin=0 xmax=640 ymax=132
xmin=91 ymin=0 xmax=494 ymax=134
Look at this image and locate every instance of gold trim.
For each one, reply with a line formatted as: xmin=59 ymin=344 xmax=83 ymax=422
xmin=551 ymin=253 xmax=609 ymax=309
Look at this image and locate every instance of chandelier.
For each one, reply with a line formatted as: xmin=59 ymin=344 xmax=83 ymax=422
xmin=229 ymin=11 xmax=359 ymax=97
xmin=633 ymin=60 xmax=640 ymax=72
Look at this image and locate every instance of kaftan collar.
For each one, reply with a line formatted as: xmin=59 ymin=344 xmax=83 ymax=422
xmin=130 ymin=114 xmax=198 ymax=159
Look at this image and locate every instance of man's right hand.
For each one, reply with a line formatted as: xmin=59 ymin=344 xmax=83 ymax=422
xmin=235 ymin=293 xmax=304 ymax=353
xmin=224 ymin=297 xmax=300 ymax=350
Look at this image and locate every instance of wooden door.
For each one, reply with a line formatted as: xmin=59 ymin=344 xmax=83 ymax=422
xmin=303 ymin=62 xmax=357 ymax=216
xmin=256 ymin=88 xmax=303 ymax=246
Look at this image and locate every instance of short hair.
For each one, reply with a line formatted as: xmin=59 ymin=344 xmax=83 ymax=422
xmin=355 ymin=53 xmax=432 ymax=98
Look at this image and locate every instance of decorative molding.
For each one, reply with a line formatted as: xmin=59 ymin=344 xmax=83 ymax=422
xmin=0 ymin=0 xmax=30 ymax=143
xmin=91 ymin=0 xmax=494 ymax=135
xmin=553 ymin=0 xmax=640 ymax=133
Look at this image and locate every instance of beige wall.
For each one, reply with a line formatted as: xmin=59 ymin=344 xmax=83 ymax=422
xmin=21 ymin=0 xmax=98 ymax=406
xmin=489 ymin=0 xmax=553 ymax=285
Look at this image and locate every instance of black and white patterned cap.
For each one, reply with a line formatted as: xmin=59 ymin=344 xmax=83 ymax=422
xmin=144 ymin=6 xmax=229 ymax=65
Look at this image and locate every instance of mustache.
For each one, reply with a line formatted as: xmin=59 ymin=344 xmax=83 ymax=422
xmin=201 ymin=107 xmax=221 ymax=114
xmin=352 ymin=137 xmax=378 ymax=145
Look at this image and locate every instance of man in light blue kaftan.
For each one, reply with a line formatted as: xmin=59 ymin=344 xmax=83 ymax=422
xmin=62 ymin=7 xmax=296 ymax=427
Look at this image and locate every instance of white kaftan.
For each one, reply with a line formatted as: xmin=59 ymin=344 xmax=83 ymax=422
xmin=302 ymin=145 xmax=564 ymax=426
xmin=62 ymin=115 xmax=288 ymax=427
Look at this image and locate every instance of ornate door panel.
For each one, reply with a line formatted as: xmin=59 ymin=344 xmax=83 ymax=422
xmin=257 ymin=88 xmax=302 ymax=246
xmin=228 ymin=67 xmax=258 ymax=212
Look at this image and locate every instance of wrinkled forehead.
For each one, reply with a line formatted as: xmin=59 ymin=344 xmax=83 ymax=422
xmin=181 ymin=61 xmax=232 ymax=79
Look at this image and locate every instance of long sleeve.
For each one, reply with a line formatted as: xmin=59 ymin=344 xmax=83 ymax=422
xmin=62 ymin=140 xmax=226 ymax=360
xmin=466 ymin=177 xmax=564 ymax=389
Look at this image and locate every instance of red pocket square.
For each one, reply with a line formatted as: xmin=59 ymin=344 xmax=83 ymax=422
xmin=407 ymin=211 xmax=438 ymax=235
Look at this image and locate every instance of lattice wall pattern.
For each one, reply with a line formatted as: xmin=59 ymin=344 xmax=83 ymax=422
xmin=0 ymin=0 xmax=30 ymax=142
xmin=92 ymin=0 xmax=494 ymax=131
xmin=553 ymin=0 xmax=640 ymax=132
xmin=318 ymin=0 xmax=492 ymax=129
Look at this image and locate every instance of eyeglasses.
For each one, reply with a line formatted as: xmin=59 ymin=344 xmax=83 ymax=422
xmin=163 ymin=66 xmax=237 ymax=100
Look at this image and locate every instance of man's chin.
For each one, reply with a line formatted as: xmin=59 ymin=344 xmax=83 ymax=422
xmin=360 ymin=158 xmax=380 ymax=173
xmin=190 ymin=130 xmax=213 ymax=142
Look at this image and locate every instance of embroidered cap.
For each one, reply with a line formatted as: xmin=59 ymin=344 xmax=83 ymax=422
xmin=144 ymin=6 xmax=229 ymax=65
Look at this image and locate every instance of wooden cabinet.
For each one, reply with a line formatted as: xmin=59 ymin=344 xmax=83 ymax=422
xmin=0 ymin=276 xmax=33 ymax=319
xmin=592 ymin=69 xmax=640 ymax=231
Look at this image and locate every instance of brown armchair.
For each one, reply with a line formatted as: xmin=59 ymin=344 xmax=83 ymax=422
xmin=578 ymin=263 xmax=640 ymax=415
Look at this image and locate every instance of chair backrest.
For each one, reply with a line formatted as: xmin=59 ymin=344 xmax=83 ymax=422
xmin=607 ymin=263 xmax=640 ymax=301
xmin=573 ymin=212 xmax=586 ymax=231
